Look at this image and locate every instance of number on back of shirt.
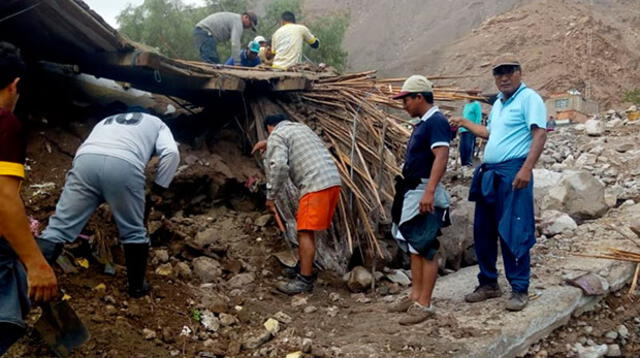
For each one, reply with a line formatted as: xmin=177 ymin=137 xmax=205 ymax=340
xmin=104 ymin=112 xmax=143 ymax=126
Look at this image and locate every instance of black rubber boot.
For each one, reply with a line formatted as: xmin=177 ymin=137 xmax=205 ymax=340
xmin=36 ymin=238 xmax=63 ymax=264
xmin=122 ymin=243 xmax=151 ymax=298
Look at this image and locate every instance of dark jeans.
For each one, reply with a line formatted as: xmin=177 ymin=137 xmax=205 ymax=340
xmin=459 ymin=131 xmax=475 ymax=166
xmin=0 ymin=239 xmax=29 ymax=354
xmin=473 ymin=189 xmax=531 ymax=293
xmin=193 ymin=27 xmax=219 ymax=64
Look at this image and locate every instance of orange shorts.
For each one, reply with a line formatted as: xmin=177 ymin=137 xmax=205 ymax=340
xmin=296 ymin=186 xmax=341 ymax=231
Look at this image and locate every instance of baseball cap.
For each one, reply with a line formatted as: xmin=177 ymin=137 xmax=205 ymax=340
xmin=248 ymin=41 xmax=260 ymax=54
xmin=254 ymin=35 xmax=266 ymax=43
xmin=245 ymin=12 xmax=258 ymax=31
xmin=492 ymin=53 xmax=520 ymax=70
xmin=392 ymin=75 xmax=433 ymax=99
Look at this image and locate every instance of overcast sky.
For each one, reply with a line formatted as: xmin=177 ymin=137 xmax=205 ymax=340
xmin=84 ymin=0 xmax=206 ymax=28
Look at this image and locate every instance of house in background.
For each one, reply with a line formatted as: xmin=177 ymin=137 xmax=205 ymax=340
xmin=545 ymin=90 xmax=599 ymax=123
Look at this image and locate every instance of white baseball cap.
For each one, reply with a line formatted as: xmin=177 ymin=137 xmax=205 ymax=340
xmin=392 ymin=75 xmax=433 ymax=99
xmin=253 ymin=35 xmax=266 ymax=43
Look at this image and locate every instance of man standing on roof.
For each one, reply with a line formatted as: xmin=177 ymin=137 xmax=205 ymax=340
xmin=271 ymin=11 xmax=319 ymax=69
xmin=450 ymin=54 xmax=547 ymax=311
xmin=224 ymin=41 xmax=261 ymax=67
xmin=459 ymin=93 xmax=483 ymax=167
xmin=37 ymin=108 xmax=180 ymax=299
xmin=0 ymin=42 xmax=58 ymax=355
xmin=252 ymin=114 xmax=341 ymax=295
xmin=193 ymin=11 xmax=258 ymax=64
xmin=388 ymin=75 xmax=451 ymax=325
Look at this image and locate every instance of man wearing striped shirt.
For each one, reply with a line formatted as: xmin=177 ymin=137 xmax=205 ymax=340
xmin=252 ymin=114 xmax=341 ymax=294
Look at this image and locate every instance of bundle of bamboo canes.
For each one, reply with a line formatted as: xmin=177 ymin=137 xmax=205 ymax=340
xmin=246 ymin=70 xmax=481 ymax=271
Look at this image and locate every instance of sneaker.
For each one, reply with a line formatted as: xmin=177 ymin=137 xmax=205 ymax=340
xmin=399 ymin=303 xmax=436 ymax=326
xmin=282 ymin=263 xmax=299 ymax=279
xmin=387 ymin=297 xmax=414 ymax=313
xmin=505 ymin=291 xmax=529 ymax=311
xmin=276 ymin=274 xmax=313 ymax=295
xmin=464 ymin=283 xmax=502 ymax=303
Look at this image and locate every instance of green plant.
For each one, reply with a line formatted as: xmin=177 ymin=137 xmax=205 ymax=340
xmin=623 ymin=88 xmax=640 ymax=106
xmin=190 ymin=308 xmax=202 ymax=322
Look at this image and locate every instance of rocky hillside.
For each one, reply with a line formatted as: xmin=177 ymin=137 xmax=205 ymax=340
xmin=305 ymin=0 xmax=640 ymax=107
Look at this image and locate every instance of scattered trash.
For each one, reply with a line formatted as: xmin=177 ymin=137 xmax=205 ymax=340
xmin=286 ymin=352 xmax=303 ymax=358
xmin=179 ymin=326 xmax=191 ymax=337
xmin=75 ymin=258 xmax=89 ymax=269
xmin=29 ymin=216 xmax=41 ymax=237
xmin=200 ymin=310 xmax=220 ymax=332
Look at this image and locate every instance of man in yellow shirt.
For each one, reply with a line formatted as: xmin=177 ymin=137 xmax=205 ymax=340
xmin=271 ymin=11 xmax=319 ymax=69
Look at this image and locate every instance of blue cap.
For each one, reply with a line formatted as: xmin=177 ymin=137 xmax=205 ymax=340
xmin=248 ymin=41 xmax=261 ymax=53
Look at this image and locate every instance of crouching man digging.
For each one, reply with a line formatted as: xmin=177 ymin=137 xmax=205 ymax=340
xmin=450 ymin=54 xmax=546 ymax=311
xmin=252 ymin=114 xmax=341 ymax=295
xmin=389 ymin=75 xmax=451 ymax=325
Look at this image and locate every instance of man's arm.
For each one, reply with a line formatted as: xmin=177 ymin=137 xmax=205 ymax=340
xmin=230 ymin=20 xmax=243 ymax=63
xmin=154 ymin=125 xmax=180 ymax=189
xmin=264 ymin=134 xmax=289 ymax=201
xmin=512 ymin=126 xmax=546 ymax=189
xmin=303 ymin=27 xmax=319 ymax=49
xmin=450 ymin=117 xmax=489 ymax=139
xmin=0 ymin=175 xmax=57 ymax=302
xmin=421 ymin=146 xmax=449 ymax=214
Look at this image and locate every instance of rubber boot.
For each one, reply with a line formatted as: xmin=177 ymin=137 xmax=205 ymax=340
xmin=36 ymin=238 xmax=63 ymax=265
xmin=122 ymin=243 xmax=151 ymax=298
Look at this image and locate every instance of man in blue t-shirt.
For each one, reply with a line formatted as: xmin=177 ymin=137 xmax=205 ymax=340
xmin=451 ymin=54 xmax=547 ymax=312
xmin=388 ymin=75 xmax=451 ymax=325
xmin=224 ymin=40 xmax=261 ymax=67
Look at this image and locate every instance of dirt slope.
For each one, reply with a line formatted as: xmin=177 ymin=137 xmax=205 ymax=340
xmin=305 ymin=0 xmax=640 ymax=107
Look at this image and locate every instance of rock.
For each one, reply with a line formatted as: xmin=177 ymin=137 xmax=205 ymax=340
xmin=585 ymin=119 xmax=605 ymax=136
xmin=606 ymin=344 xmax=622 ymax=357
xmin=227 ymin=272 xmax=255 ymax=289
xmin=347 ymin=266 xmax=373 ymax=292
xmin=254 ymin=214 xmax=272 ymax=227
xmin=142 ymin=328 xmax=156 ymax=340
xmin=604 ymin=331 xmax=618 ymax=341
xmin=607 ymin=118 xmax=623 ymax=129
xmin=201 ymin=310 xmax=220 ymax=332
xmin=301 ymin=338 xmax=313 ymax=353
xmin=155 ymin=263 xmax=173 ymax=276
xmin=243 ymin=331 xmax=273 ymax=350
xmin=540 ymin=210 xmax=578 ymax=236
xmin=273 ymin=311 xmax=292 ymax=324
xmin=191 ymin=228 xmax=228 ymax=254
xmin=263 ymin=318 xmax=280 ymax=334
xmin=616 ymin=324 xmax=629 ymax=339
xmin=174 ymin=262 xmax=192 ymax=279
xmin=286 ymin=352 xmax=303 ymax=358
xmin=219 ymin=313 xmax=238 ymax=326
xmin=567 ymin=273 xmax=609 ymax=296
xmin=575 ymin=153 xmax=598 ymax=169
xmin=576 ymin=343 xmax=608 ymax=358
xmin=384 ymin=269 xmax=411 ymax=286
xmin=542 ymin=171 xmax=608 ymax=220
xmin=193 ymin=257 xmax=222 ymax=283
xmin=161 ymin=327 xmax=175 ymax=344
xmin=303 ymin=305 xmax=317 ymax=314
xmin=154 ymin=249 xmax=170 ymax=264
xmin=329 ymin=292 xmax=341 ymax=302
xmin=439 ymin=199 xmax=476 ymax=269
xmin=326 ymin=306 xmax=339 ymax=318
xmin=291 ymin=296 xmax=307 ymax=307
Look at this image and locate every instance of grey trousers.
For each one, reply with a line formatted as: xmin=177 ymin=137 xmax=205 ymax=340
xmin=40 ymin=154 xmax=149 ymax=246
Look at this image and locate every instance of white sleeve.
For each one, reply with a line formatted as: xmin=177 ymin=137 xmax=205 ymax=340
xmin=154 ymin=124 xmax=180 ymax=188
xmin=231 ymin=21 xmax=243 ymax=63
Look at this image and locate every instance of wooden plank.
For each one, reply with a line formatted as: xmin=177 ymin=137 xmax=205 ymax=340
xmin=271 ymin=77 xmax=312 ymax=91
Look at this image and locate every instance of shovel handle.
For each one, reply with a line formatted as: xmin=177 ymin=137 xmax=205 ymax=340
xmin=273 ymin=208 xmax=286 ymax=233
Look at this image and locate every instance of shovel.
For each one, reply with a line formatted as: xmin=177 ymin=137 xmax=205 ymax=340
xmin=34 ymin=300 xmax=90 ymax=358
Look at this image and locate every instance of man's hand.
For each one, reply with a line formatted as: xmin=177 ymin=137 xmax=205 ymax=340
xmin=512 ymin=167 xmax=532 ymax=190
xmin=26 ymin=258 xmax=58 ymax=302
xmin=252 ymin=140 xmax=268 ymax=155
xmin=449 ymin=116 xmax=465 ymax=128
xmin=419 ymin=190 xmax=435 ymax=214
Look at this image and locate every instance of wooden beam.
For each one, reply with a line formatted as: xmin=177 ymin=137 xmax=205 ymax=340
xmin=271 ymin=77 xmax=312 ymax=91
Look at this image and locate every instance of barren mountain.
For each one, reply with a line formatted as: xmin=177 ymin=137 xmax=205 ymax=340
xmin=305 ymin=0 xmax=640 ymax=107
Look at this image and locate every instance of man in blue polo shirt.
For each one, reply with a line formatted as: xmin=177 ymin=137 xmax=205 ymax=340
xmin=388 ymin=75 xmax=451 ymax=325
xmin=451 ymin=54 xmax=546 ymax=311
